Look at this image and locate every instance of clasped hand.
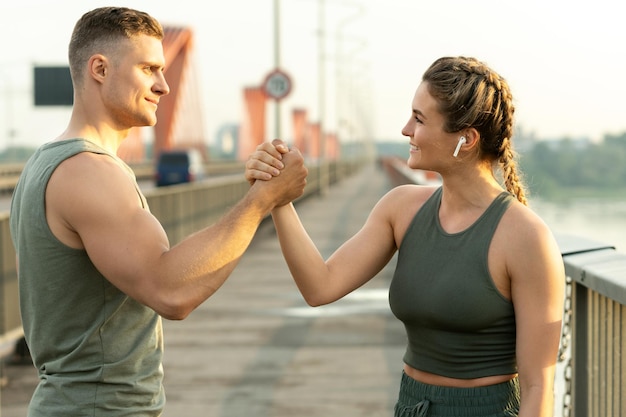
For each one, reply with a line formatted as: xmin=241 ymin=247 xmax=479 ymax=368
xmin=246 ymin=139 xmax=298 ymax=183
xmin=246 ymin=139 xmax=308 ymax=207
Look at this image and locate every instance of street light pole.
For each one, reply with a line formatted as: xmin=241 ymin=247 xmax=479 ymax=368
xmin=273 ymin=0 xmax=281 ymax=139
xmin=318 ymin=0 xmax=328 ymax=196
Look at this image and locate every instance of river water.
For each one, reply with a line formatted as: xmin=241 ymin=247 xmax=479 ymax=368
xmin=531 ymin=197 xmax=626 ymax=253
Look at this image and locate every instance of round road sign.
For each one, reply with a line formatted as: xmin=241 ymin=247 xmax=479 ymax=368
xmin=262 ymin=69 xmax=292 ymax=101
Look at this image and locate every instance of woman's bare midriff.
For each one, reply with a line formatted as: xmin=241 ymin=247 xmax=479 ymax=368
xmin=403 ymin=364 xmax=517 ymax=388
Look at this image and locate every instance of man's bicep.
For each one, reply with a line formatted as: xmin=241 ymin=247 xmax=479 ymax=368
xmin=57 ymin=155 xmax=170 ymax=297
xmin=83 ymin=203 xmax=170 ymax=297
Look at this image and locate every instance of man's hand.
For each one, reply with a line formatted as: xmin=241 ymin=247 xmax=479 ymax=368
xmin=249 ymin=144 xmax=307 ymax=208
xmin=245 ymin=139 xmax=290 ymax=185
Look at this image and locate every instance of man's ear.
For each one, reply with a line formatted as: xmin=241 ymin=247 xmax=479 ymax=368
xmin=88 ymin=54 xmax=107 ymax=83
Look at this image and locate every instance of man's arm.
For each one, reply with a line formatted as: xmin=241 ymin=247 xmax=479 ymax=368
xmin=46 ymin=149 xmax=307 ymax=319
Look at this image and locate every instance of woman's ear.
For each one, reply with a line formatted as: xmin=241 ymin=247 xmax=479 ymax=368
xmin=452 ymin=128 xmax=480 ymax=158
xmin=461 ymin=128 xmax=480 ymax=153
xmin=463 ymin=128 xmax=480 ymax=148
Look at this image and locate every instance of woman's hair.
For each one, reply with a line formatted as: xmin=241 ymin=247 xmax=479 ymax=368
xmin=422 ymin=56 xmax=528 ymax=205
xmin=68 ymin=7 xmax=164 ymax=86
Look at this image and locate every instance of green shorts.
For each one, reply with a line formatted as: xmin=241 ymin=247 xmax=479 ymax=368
xmin=394 ymin=372 xmax=520 ymax=417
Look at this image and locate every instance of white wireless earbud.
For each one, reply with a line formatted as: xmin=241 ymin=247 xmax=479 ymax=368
xmin=453 ymin=136 xmax=466 ymax=158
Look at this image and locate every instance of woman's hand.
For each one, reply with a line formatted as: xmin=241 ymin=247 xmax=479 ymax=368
xmin=245 ymin=139 xmax=290 ymax=185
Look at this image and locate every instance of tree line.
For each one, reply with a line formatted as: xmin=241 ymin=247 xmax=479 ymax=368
xmin=519 ymin=131 xmax=626 ymax=197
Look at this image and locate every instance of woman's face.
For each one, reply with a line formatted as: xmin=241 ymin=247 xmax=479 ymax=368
xmin=402 ymin=82 xmax=457 ymax=171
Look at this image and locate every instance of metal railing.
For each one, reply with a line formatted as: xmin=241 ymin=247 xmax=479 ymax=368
xmin=556 ymin=237 xmax=626 ymax=417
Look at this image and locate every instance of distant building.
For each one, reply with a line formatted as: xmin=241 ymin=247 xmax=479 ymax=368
xmin=213 ymin=123 xmax=240 ymax=160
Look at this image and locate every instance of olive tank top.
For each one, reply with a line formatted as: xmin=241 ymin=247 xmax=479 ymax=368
xmin=10 ymin=139 xmax=165 ymax=416
xmin=388 ymin=187 xmax=517 ymax=379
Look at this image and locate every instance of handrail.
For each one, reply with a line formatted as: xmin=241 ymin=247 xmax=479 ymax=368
xmin=0 ymin=161 xmax=245 ymax=194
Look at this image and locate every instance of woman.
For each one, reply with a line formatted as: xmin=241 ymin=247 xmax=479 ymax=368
xmin=246 ymin=56 xmax=565 ymax=417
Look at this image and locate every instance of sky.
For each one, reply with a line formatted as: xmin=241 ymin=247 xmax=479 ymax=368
xmin=0 ymin=0 xmax=625 ymax=151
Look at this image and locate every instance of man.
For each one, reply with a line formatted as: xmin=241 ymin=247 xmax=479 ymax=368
xmin=9 ymin=7 xmax=306 ymax=416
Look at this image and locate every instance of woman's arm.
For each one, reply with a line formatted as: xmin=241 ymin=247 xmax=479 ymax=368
xmin=246 ymin=139 xmax=397 ymax=305
xmin=271 ymin=194 xmax=398 ymax=306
